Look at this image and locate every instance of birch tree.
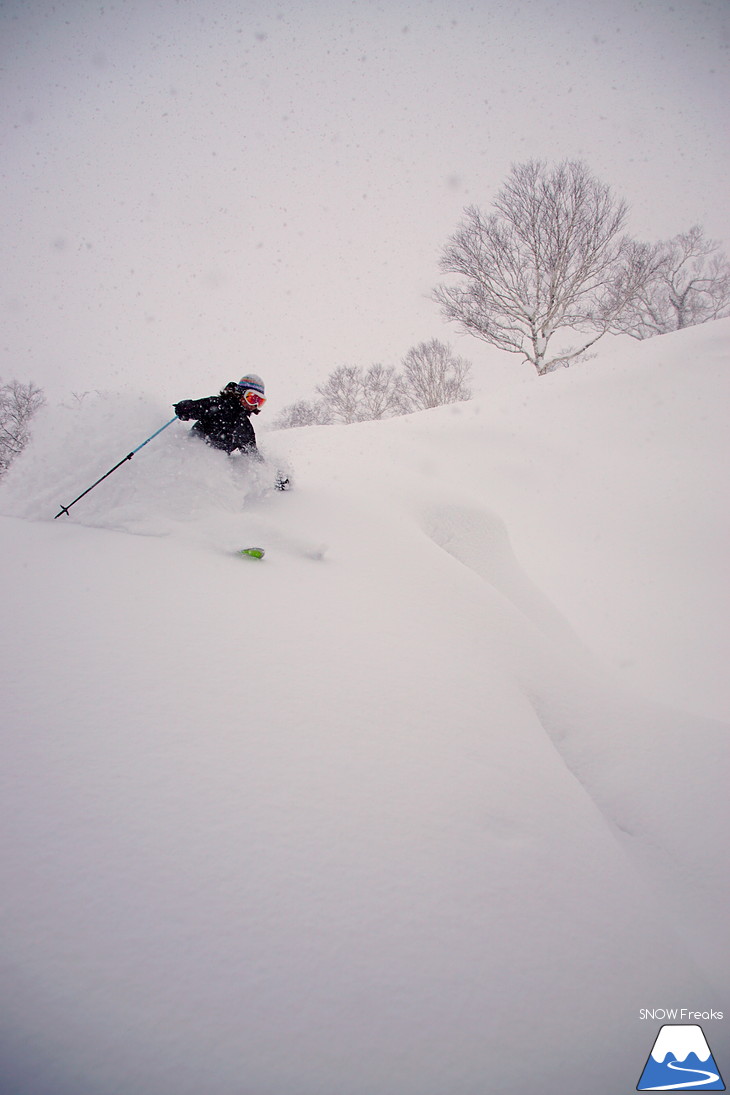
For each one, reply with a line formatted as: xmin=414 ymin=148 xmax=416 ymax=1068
xmin=274 ymin=350 xmax=471 ymax=430
xmin=0 ymin=378 xmax=45 ymax=477
xmin=399 ymin=339 xmax=471 ymax=410
xmin=273 ymin=399 xmax=332 ymax=429
xmin=360 ymin=364 xmax=405 ymax=419
xmin=611 ymin=226 xmax=730 ymax=338
xmin=315 ymin=366 xmax=367 ymax=423
xmin=434 ymin=160 xmax=649 ymax=375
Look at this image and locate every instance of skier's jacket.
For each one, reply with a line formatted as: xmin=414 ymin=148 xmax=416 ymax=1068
xmin=174 ymin=388 xmax=258 ymax=455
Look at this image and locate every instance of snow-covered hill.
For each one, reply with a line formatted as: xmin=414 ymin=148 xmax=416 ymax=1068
xmin=1 ymin=321 xmax=728 ymax=1095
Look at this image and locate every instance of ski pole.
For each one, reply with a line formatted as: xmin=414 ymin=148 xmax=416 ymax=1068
xmin=54 ymin=416 xmax=178 ymax=519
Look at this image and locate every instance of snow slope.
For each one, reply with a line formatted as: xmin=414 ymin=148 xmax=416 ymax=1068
xmin=1 ymin=321 xmax=728 ymax=1095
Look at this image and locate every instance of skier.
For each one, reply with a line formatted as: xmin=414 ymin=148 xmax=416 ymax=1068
xmin=173 ymin=373 xmax=266 ymax=457
xmin=174 ymin=373 xmax=290 ymax=489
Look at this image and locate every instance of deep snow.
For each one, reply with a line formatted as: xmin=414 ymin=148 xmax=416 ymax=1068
xmin=1 ymin=321 xmax=728 ymax=1094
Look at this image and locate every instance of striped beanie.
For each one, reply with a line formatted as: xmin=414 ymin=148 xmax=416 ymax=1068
xmin=238 ymin=373 xmax=265 ymax=396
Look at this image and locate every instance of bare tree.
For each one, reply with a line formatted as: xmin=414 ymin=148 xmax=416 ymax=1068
xmin=0 ymin=378 xmax=45 ymax=477
xmin=315 ymin=366 xmax=368 ymax=424
xmin=434 ymin=160 xmax=648 ymax=375
xmin=314 ymin=364 xmax=406 ymax=423
xmin=273 ymin=399 xmax=332 ymax=429
xmin=360 ymin=364 xmax=406 ymax=419
xmin=612 ymin=226 xmax=730 ymax=339
xmin=276 ymin=347 xmax=471 ymax=431
xmin=399 ymin=339 xmax=471 ymax=410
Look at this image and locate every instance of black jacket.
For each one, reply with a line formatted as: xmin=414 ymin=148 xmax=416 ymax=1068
xmin=174 ymin=390 xmax=258 ymax=455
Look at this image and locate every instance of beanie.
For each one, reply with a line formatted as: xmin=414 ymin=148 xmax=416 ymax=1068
xmin=238 ymin=373 xmax=265 ymax=396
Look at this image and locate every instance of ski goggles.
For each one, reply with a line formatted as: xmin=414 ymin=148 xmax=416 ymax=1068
xmin=241 ymin=389 xmax=266 ymax=408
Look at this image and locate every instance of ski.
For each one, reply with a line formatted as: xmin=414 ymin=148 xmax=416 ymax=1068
xmin=237 ymin=547 xmax=265 ymax=560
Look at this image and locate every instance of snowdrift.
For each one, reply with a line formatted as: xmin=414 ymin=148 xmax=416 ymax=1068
xmin=1 ymin=321 xmax=728 ymax=1095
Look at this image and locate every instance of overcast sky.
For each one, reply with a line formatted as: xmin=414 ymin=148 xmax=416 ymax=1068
xmin=2 ymin=0 xmax=729 ymax=409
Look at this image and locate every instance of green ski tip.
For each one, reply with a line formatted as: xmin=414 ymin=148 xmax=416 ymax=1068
xmin=237 ymin=547 xmax=265 ymax=559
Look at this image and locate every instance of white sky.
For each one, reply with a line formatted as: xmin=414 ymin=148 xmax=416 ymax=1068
xmin=2 ymin=0 xmax=729 ymax=407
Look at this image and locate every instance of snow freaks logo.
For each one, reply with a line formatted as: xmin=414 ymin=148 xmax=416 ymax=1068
xmin=637 ymin=1025 xmax=725 ymax=1091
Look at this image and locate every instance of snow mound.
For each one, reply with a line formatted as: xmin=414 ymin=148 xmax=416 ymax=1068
xmin=0 ymin=323 xmax=728 ymax=1095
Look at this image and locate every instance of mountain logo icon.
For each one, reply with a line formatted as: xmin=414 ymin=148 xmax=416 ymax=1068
xmin=637 ymin=1024 xmax=725 ymax=1090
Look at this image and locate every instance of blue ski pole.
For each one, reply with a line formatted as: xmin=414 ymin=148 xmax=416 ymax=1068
xmin=54 ymin=416 xmax=178 ymax=519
